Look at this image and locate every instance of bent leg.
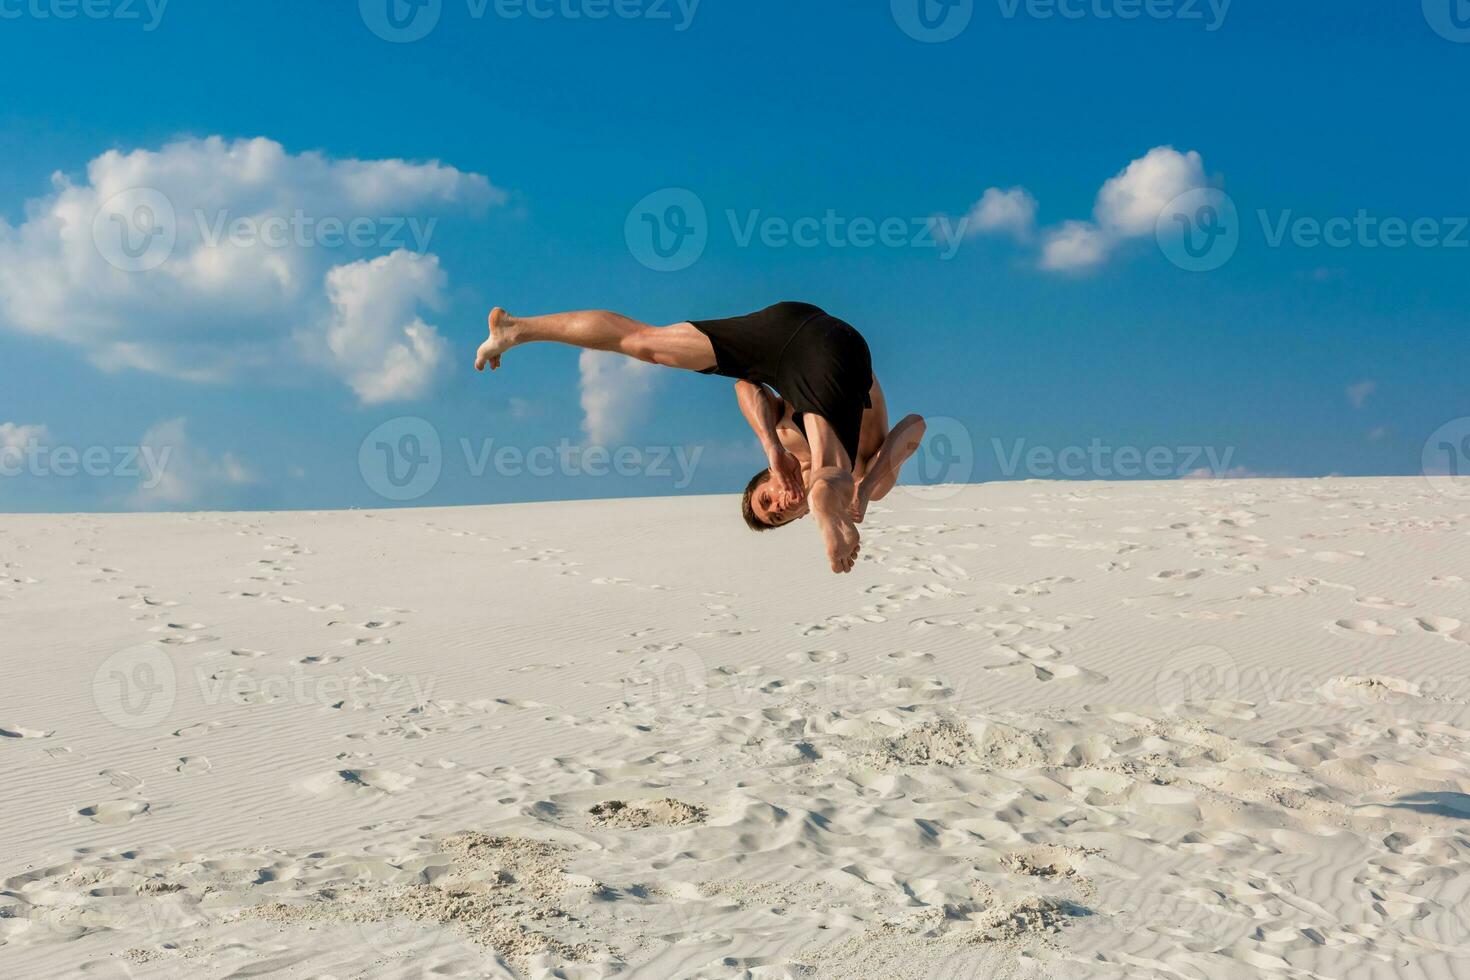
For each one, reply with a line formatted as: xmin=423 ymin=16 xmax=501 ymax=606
xmin=852 ymin=414 xmax=926 ymax=523
xmin=475 ymin=308 xmax=716 ymax=372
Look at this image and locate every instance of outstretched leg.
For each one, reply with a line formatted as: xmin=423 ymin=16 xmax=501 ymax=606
xmin=475 ymin=308 xmax=716 ymax=372
xmin=851 ymin=414 xmax=926 ymax=523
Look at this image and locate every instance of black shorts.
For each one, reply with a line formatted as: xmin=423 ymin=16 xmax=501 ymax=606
xmin=691 ymin=302 xmax=873 ymax=466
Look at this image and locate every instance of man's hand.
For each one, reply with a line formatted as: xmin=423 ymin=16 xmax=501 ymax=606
xmin=767 ymin=449 xmax=806 ymax=509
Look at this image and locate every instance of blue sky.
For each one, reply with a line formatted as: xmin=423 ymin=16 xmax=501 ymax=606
xmin=1 ymin=0 xmax=1467 ymax=512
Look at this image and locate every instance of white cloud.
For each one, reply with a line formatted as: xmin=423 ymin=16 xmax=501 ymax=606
xmin=1044 ymin=146 xmax=1210 ymax=272
xmin=1040 ymin=220 xmax=1113 ymax=272
xmin=965 ymin=186 xmax=1038 ymax=241
xmin=0 ymin=136 xmax=500 ymax=402
xmin=131 ymin=417 xmax=254 ymax=508
xmin=1093 ymin=147 xmax=1207 ymax=238
xmin=1366 ymin=425 xmax=1389 ymax=442
xmin=578 ymin=350 xmax=658 ymax=446
xmin=318 ymin=251 xmax=449 ymax=404
xmin=959 ymin=147 xmax=1214 ymax=273
xmin=1346 ymin=380 xmax=1377 ymax=409
xmin=0 ymin=422 xmax=50 ymax=456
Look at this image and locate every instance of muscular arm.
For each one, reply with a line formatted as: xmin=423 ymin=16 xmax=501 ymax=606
xmin=734 ymin=381 xmax=784 ymax=458
xmin=735 ymin=381 xmax=804 ymax=504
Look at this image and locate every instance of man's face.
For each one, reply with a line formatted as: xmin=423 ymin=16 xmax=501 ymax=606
xmin=751 ymin=477 xmax=809 ymax=528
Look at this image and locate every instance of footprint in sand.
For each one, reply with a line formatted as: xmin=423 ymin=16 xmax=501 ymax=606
xmin=789 ymin=650 xmax=849 ymax=665
xmin=1357 ymin=596 xmax=1413 ymax=610
xmin=1414 ymin=617 xmax=1464 ymax=639
xmin=176 ymin=756 xmax=211 ymax=774
xmin=100 ymin=768 xmax=143 ymax=792
xmin=302 ymin=767 xmax=415 ymax=797
xmin=76 ymin=800 xmax=150 ymax=825
xmin=1332 ymin=619 xmax=1398 ymax=637
xmin=0 ymin=722 xmax=53 ymax=739
xmin=884 ymin=650 xmax=934 ymax=663
xmin=1313 ymin=550 xmax=1366 ymax=563
xmin=1150 ymin=569 xmax=1204 ymax=582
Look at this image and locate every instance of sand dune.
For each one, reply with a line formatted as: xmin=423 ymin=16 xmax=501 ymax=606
xmin=4 ymin=478 xmax=1470 ymax=978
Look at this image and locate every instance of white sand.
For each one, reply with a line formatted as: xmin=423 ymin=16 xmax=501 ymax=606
xmin=3 ymin=478 xmax=1470 ymax=978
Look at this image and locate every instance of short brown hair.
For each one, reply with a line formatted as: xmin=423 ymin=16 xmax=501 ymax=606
xmin=741 ymin=469 xmax=774 ymax=532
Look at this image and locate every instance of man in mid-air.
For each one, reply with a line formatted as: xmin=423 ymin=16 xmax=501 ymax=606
xmin=474 ymin=301 xmax=925 ymax=574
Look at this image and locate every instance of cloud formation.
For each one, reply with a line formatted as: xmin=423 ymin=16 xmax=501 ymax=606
xmin=0 ymin=422 xmax=50 ymax=458
xmin=131 ymin=417 xmax=253 ymax=508
xmin=319 ymin=251 xmax=449 ymax=404
xmin=965 ymin=186 xmax=1038 ymax=241
xmin=0 ymin=136 xmax=500 ymax=402
xmin=960 ymin=146 xmax=1214 ymax=273
xmin=578 ymin=350 xmax=659 ymax=446
xmin=1346 ymin=380 xmax=1377 ymax=409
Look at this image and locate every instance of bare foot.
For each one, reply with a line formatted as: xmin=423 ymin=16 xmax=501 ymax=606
xmin=474 ymin=308 xmax=519 ymax=372
xmin=811 ymin=479 xmax=862 ymax=574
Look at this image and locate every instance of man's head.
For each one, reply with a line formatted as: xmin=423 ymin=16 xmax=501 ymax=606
xmin=741 ymin=470 xmax=810 ymax=531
